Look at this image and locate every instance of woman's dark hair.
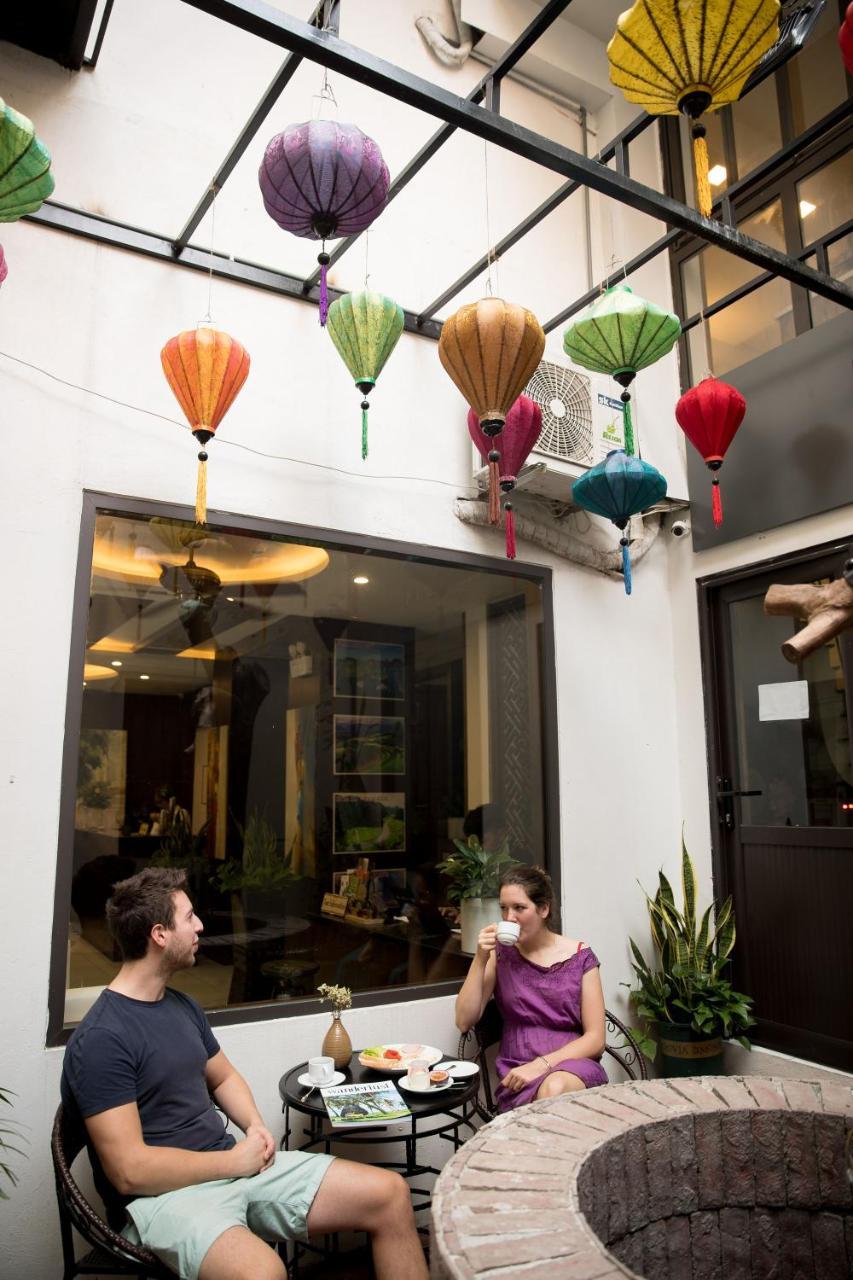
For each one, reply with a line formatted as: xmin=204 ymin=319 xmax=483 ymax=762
xmin=105 ymin=866 xmax=188 ymax=961
xmin=499 ymin=865 xmax=557 ymax=926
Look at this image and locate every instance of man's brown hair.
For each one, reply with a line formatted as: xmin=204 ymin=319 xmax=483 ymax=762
xmin=105 ymin=867 xmax=189 ymax=961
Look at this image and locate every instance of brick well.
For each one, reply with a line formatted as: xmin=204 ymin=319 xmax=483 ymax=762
xmin=430 ymin=1076 xmax=852 ymax=1279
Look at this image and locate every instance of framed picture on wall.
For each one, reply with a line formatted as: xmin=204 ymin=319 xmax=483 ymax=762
xmin=333 ymin=792 xmax=406 ymax=854
xmin=333 ymin=638 xmax=405 ymax=700
xmin=333 ymin=714 xmax=405 ymax=775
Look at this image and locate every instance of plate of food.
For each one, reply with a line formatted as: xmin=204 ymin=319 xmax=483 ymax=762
xmin=358 ymin=1043 xmax=444 ymax=1073
xmin=398 ymin=1068 xmax=454 ymax=1093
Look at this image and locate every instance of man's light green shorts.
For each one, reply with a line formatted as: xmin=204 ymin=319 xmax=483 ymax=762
xmin=123 ymin=1151 xmax=335 ymax=1279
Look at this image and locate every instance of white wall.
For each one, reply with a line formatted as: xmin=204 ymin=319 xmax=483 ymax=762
xmin=0 ymin=4 xmax=844 ymax=1274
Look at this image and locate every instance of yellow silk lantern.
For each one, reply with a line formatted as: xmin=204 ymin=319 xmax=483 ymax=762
xmin=438 ymin=298 xmax=545 ymax=436
xmin=607 ymin=0 xmax=779 ymax=216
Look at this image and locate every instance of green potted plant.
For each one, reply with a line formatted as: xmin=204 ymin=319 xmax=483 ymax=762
xmin=625 ymin=833 xmax=754 ymax=1075
xmin=212 ymin=810 xmax=299 ymax=920
xmin=0 ymin=1088 xmax=26 ymax=1199
xmin=436 ymin=836 xmax=517 ymax=954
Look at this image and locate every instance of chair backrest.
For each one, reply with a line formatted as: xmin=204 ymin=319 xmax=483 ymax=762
xmin=51 ymin=1104 xmax=175 ymax=1279
xmin=457 ymin=1003 xmax=648 ymax=1116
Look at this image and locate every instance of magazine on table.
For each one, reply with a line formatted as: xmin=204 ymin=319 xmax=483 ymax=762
xmin=320 ymin=1079 xmax=411 ymax=1129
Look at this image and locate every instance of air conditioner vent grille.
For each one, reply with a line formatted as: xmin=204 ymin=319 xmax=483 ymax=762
xmin=525 ymin=360 xmax=593 ymax=466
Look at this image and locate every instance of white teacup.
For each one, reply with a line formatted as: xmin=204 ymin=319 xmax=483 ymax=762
xmin=495 ymin=920 xmax=521 ymax=946
xmin=308 ymin=1055 xmax=335 ymax=1085
xmin=405 ymin=1058 xmax=431 ymax=1091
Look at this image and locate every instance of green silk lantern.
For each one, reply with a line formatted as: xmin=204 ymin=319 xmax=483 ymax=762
xmin=0 ymin=98 xmax=54 ymax=221
xmin=563 ymin=285 xmax=681 ymax=455
xmin=327 ymin=289 xmax=404 ymax=459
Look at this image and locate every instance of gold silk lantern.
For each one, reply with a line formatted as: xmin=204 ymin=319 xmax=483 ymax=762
xmin=439 ymin=298 xmax=545 ymax=436
xmin=607 ymin=0 xmax=779 ymax=216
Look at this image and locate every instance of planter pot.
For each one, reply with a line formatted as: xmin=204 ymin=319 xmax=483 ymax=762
xmin=657 ymin=1021 xmax=724 ymax=1077
xmin=460 ymin=897 xmax=499 ymax=954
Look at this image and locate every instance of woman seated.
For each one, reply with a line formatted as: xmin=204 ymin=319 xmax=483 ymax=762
xmin=455 ymin=865 xmax=607 ymax=1110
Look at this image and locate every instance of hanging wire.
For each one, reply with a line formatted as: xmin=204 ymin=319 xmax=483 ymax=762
xmin=483 ymin=140 xmax=498 ymax=297
xmin=312 ymin=67 xmax=339 ymax=120
xmin=364 ymin=227 xmax=370 ymax=289
xmin=200 ymin=185 xmax=217 ymax=326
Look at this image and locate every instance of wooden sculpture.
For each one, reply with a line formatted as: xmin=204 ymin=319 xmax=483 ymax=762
xmin=764 ymin=567 xmax=853 ymax=662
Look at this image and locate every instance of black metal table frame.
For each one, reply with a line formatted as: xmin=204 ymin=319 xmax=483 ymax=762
xmin=278 ymin=1055 xmax=481 ymax=1267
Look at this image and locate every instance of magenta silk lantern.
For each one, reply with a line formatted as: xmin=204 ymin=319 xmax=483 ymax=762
xmin=0 ymin=245 xmax=6 ymax=286
xmin=259 ymin=120 xmax=389 ymax=324
xmin=468 ymin=394 xmax=542 ymax=559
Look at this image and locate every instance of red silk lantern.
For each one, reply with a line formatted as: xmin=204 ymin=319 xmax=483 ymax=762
xmin=840 ymin=3 xmax=853 ymax=73
xmin=468 ymin=394 xmax=542 ymax=559
xmin=161 ymin=326 xmax=250 ymax=523
xmin=675 ymin=376 xmax=745 ymax=527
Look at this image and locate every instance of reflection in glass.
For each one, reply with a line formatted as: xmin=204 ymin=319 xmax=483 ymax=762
xmin=731 ymin=77 xmax=781 ymax=177
xmin=65 ymin=511 xmax=549 ymax=1023
xmin=807 ymin=233 xmax=853 ymax=328
xmin=798 ymin=152 xmax=853 ymax=248
xmin=731 ymin=592 xmax=853 ymax=827
xmin=681 ymin=201 xmax=794 ymax=376
xmin=788 ymin=1 xmax=850 ymax=136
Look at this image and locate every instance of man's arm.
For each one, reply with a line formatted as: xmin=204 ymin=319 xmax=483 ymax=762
xmin=206 ymin=1050 xmax=275 ymax=1167
xmin=84 ymin=1101 xmax=268 ymax=1198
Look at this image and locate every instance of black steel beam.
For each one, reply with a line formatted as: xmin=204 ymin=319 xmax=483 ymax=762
xmin=300 ymin=0 xmax=577 ymax=291
xmin=26 ymin=201 xmax=443 ymax=339
xmin=173 ymin=0 xmax=331 ymax=253
xmin=418 ymin=111 xmax=656 ymax=323
xmin=180 ymin=0 xmax=853 ymax=311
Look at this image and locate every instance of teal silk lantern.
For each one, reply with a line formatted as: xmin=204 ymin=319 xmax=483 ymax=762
xmin=571 ymin=449 xmax=667 ymax=594
xmin=327 ymin=289 xmax=404 ymax=459
xmin=563 ymin=285 xmax=681 ymax=455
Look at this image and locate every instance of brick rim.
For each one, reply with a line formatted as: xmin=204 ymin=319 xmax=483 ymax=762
xmin=429 ymin=1076 xmax=853 ymax=1280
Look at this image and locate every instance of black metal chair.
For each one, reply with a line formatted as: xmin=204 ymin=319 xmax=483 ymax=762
xmin=51 ymin=1104 xmax=176 ymax=1280
xmin=457 ymin=1003 xmax=648 ymax=1121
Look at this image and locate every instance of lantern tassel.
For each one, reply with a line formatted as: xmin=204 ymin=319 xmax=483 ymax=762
xmin=621 ymin=536 xmax=632 ymax=595
xmin=621 ymin=391 xmax=635 ymax=457
xmin=487 ymin=451 xmax=500 ymax=525
xmin=318 ymin=249 xmax=330 ymax=326
xmin=712 ymin=476 xmax=723 ymax=526
xmin=361 ymin=399 xmax=369 ymax=461
xmin=505 ymin=502 xmax=516 ymax=560
xmin=692 ymin=124 xmax=712 ymax=219
xmin=195 ymin=451 xmax=208 ymax=525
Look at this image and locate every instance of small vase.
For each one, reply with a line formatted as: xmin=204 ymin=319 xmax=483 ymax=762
xmin=322 ymin=1011 xmax=353 ymax=1070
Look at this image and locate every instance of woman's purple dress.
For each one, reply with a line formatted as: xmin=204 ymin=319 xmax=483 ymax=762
xmin=493 ymin=942 xmax=608 ymax=1112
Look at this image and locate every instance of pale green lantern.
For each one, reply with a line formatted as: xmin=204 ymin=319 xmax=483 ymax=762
xmin=327 ymin=289 xmax=404 ymax=459
xmin=0 ymin=98 xmax=55 ymax=221
xmin=563 ymin=284 xmax=681 ymax=455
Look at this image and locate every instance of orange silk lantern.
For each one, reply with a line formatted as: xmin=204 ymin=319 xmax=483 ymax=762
xmin=161 ymin=326 xmax=250 ymax=524
xmin=439 ymin=298 xmax=545 ymax=436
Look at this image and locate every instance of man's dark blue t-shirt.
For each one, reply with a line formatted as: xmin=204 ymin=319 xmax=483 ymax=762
xmin=61 ymin=987 xmax=235 ymax=1157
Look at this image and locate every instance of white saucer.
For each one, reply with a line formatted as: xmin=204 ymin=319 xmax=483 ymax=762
xmin=398 ymin=1076 xmax=454 ymax=1094
xmin=440 ymin=1060 xmax=480 ymax=1078
xmin=297 ymin=1070 xmax=346 ymax=1089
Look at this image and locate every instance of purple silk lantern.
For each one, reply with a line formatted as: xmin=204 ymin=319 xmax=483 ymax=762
xmin=468 ymin=394 xmax=543 ymax=559
xmin=259 ymin=119 xmax=390 ymax=324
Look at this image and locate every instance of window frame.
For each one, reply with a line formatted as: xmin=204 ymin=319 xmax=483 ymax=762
xmin=48 ymin=490 xmax=561 ymax=1046
xmin=664 ymin=0 xmax=853 ymax=386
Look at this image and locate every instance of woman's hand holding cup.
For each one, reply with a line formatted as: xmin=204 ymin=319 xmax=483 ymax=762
xmin=476 ymin=923 xmax=498 ymax=956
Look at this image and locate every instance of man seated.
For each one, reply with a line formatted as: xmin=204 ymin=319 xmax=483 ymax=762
xmin=61 ymin=867 xmax=428 ymax=1280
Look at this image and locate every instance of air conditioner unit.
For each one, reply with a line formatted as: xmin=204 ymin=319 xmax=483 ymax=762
xmin=471 ymin=358 xmax=627 ymax=503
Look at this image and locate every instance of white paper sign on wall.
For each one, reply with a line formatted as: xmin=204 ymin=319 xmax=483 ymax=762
xmin=758 ymin=680 xmax=809 ymax=721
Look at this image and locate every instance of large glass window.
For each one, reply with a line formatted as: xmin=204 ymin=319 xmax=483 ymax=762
xmin=788 ymin=0 xmax=850 ymax=136
xmin=61 ymin=507 xmax=552 ymax=1028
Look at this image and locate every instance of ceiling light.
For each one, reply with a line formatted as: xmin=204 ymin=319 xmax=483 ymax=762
xmin=226 ymin=596 xmax=235 ymax=602
xmin=82 ymin=663 xmax=117 ymax=682
xmin=110 ymin=660 xmax=122 ymax=668
xmin=139 ymin=674 xmax=150 ymax=681
xmin=353 ymin=575 xmax=370 ymax=585
xmin=799 ymin=199 xmax=816 ymax=219
xmin=707 ymin=165 xmax=727 ymax=186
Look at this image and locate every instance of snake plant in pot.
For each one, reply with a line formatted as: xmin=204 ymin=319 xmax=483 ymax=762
xmin=626 ymin=834 xmax=754 ymax=1075
xmin=436 ymin=836 xmax=517 ymax=954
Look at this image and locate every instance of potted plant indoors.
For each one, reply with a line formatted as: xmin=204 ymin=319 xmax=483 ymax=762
xmin=625 ymin=833 xmax=754 ymax=1076
xmin=436 ymin=836 xmax=517 ymax=954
